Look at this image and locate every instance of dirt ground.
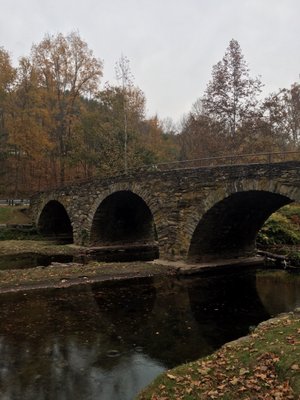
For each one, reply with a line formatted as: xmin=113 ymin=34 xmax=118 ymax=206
xmin=0 ymin=240 xmax=264 ymax=294
xmin=0 ymin=240 xmax=175 ymax=294
xmin=0 ymin=239 xmax=83 ymax=256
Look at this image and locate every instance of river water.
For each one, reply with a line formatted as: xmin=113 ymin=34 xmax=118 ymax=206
xmin=0 ymin=267 xmax=300 ymax=400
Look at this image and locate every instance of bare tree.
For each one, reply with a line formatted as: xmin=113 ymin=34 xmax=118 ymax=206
xmin=115 ymin=54 xmax=133 ymax=173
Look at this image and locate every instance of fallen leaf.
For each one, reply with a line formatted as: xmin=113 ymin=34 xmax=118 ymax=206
xmin=166 ymin=373 xmax=176 ymax=380
xmin=207 ymin=390 xmax=219 ymax=396
xmin=230 ymin=376 xmax=239 ymax=385
xmin=198 ymin=367 xmax=211 ymax=375
xmin=255 ymin=373 xmax=268 ymax=380
xmin=217 ymin=384 xmax=226 ymax=390
xmin=239 ymin=368 xmax=249 ymax=375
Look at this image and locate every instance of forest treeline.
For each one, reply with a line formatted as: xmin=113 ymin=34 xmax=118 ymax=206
xmin=0 ymin=33 xmax=299 ymax=196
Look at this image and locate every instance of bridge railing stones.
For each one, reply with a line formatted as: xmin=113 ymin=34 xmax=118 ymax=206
xmin=28 ymin=151 xmax=300 ymax=194
xmin=145 ymin=150 xmax=300 ymax=172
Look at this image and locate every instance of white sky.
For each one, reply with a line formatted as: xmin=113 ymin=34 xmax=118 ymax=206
xmin=0 ymin=0 xmax=299 ymax=123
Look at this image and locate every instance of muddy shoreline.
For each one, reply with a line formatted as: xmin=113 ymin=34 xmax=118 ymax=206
xmin=0 ymin=240 xmax=267 ymax=295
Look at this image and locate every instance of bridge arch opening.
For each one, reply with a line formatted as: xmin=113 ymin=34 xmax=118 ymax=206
xmin=188 ymin=190 xmax=292 ymax=262
xmin=90 ymin=191 xmax=159 ymax=260
xmin=37 ymin=200 xmax=73 ymax=243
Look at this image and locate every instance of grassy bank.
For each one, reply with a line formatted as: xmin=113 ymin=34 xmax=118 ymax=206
xmin=0 ymin=227 xmax=42 ymax=241
xmin=0 ymin=240 xmax=82 ymax=256
xmin=0 ymin=205 xmax=31 ymax=224
xmin=137 ymin=311 xmax=300 ymax=400
xmin=257 ymin=203 xmax=300 ymax=266
xmin=257 ymin=203 xmax=300 ymax=247
xmin=0 ymin=206 xmax=41 ymax=240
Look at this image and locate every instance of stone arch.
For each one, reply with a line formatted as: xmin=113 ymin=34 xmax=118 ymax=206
xmin=187 ymin=180 xmax=300 ymax=262
xmin=90 ymin=190 xmax=158 ymax=244
xmin=87 ymin=182 xmax=161 ymax=230
xmin=89 ymin=188 xmax=160 ymax=260
xmin=37 ymin=199 xmax=73 ymax=243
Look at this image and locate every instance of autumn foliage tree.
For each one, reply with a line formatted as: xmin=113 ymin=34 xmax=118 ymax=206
xmin=179 ymin=39 xmax=289 ymax=159
xmin=289 ymin=83 xmax=300 ymax=146
xmin=0 ymin=47 xmax=16 ymax=188
xmin=0 ymin=35 xmax=298 ymax=197
xmin=262 ymin=85 xmax=300 ymax=150
xmin=29 ymin=31 xmax=103 ymax=184
xmin=137 ymin=115 xmax=179 ymax=164
xmin=70 ymin=83 xmax=146 ymax=177
xmin=4 ymin=57 xmax=54 ymax=194
xmin=179 ymin=99 xmax=225 ymax=160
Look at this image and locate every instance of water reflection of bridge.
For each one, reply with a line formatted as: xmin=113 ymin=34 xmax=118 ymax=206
xmin=1 ymin=270 xmax=296 ymax=399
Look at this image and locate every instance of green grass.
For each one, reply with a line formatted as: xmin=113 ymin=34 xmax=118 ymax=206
xmin=0 ymin=227 xmax=41 ymax=241
xmin=0 ymin=206 xmax=31 ymax=224
xmin=280 ymin=204 xmax=300 ymax=219
xmin=0 ymin=206 xmax=38 ymax=240
xmin=137 ymin=313 xmax=300 ymax=400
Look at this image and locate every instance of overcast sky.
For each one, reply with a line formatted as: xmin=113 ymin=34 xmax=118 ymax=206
xmin=0 ymin=0 xmax=299 ymax=122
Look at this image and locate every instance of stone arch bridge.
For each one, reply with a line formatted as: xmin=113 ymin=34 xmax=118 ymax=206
xmin=29 ymin=161 xmax=300 ymax=262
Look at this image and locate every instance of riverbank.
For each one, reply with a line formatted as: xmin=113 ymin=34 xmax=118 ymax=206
xmin=0 ymin=239 xmax=83 ymax=256
xmin=0 ymin=240 xmax=173 ymax=293
xmin=0 ymin=260 xmax=177 ymax=294
xmin=0 ymin=240 xmax=266 ymax=294
xmin=137 ymin=310 xmax=300 ymax=400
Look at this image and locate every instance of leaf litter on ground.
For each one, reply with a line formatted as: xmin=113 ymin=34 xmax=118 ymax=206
xmin=137 ymin=311 xmax=300 ymax=400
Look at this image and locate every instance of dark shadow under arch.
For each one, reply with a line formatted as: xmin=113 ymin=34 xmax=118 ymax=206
xmin=37 ymin=200 xmax=73 ymax=243
xmin=188 ymin=190 xmax=292 ymax=262
xmin=90 ymin=191 xmax=159 ymax=260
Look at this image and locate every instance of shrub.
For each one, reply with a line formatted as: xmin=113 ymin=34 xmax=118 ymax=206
xmin=257 ymin=207 xmax=300 ymax=246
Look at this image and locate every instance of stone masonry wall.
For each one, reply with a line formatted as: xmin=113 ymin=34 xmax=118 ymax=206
xmin=29 ymin=161 xmax=300 ymax=261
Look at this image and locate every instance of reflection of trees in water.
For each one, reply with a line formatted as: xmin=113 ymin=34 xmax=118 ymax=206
xmin=0 ymin=285 xmax=164 ymax=400
xmin=140 ymin=278 xmax=213 ymax=366
xmin=0 ymin=270 xmax=293 ymax=399
xmin=0 ymin=335 xmax=164 ymax=400
xmin=188 ymin=271 xmax=270 ymax=348
xmin=92 ymin=279 xmax=157 ymax=350
xmin=93 ymin=277 xmax=213 ymax=367
xmin=256 ymin=271 xmax=300 ymax=316
xmin=0 ymin=277 xmax=212 ymax=398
